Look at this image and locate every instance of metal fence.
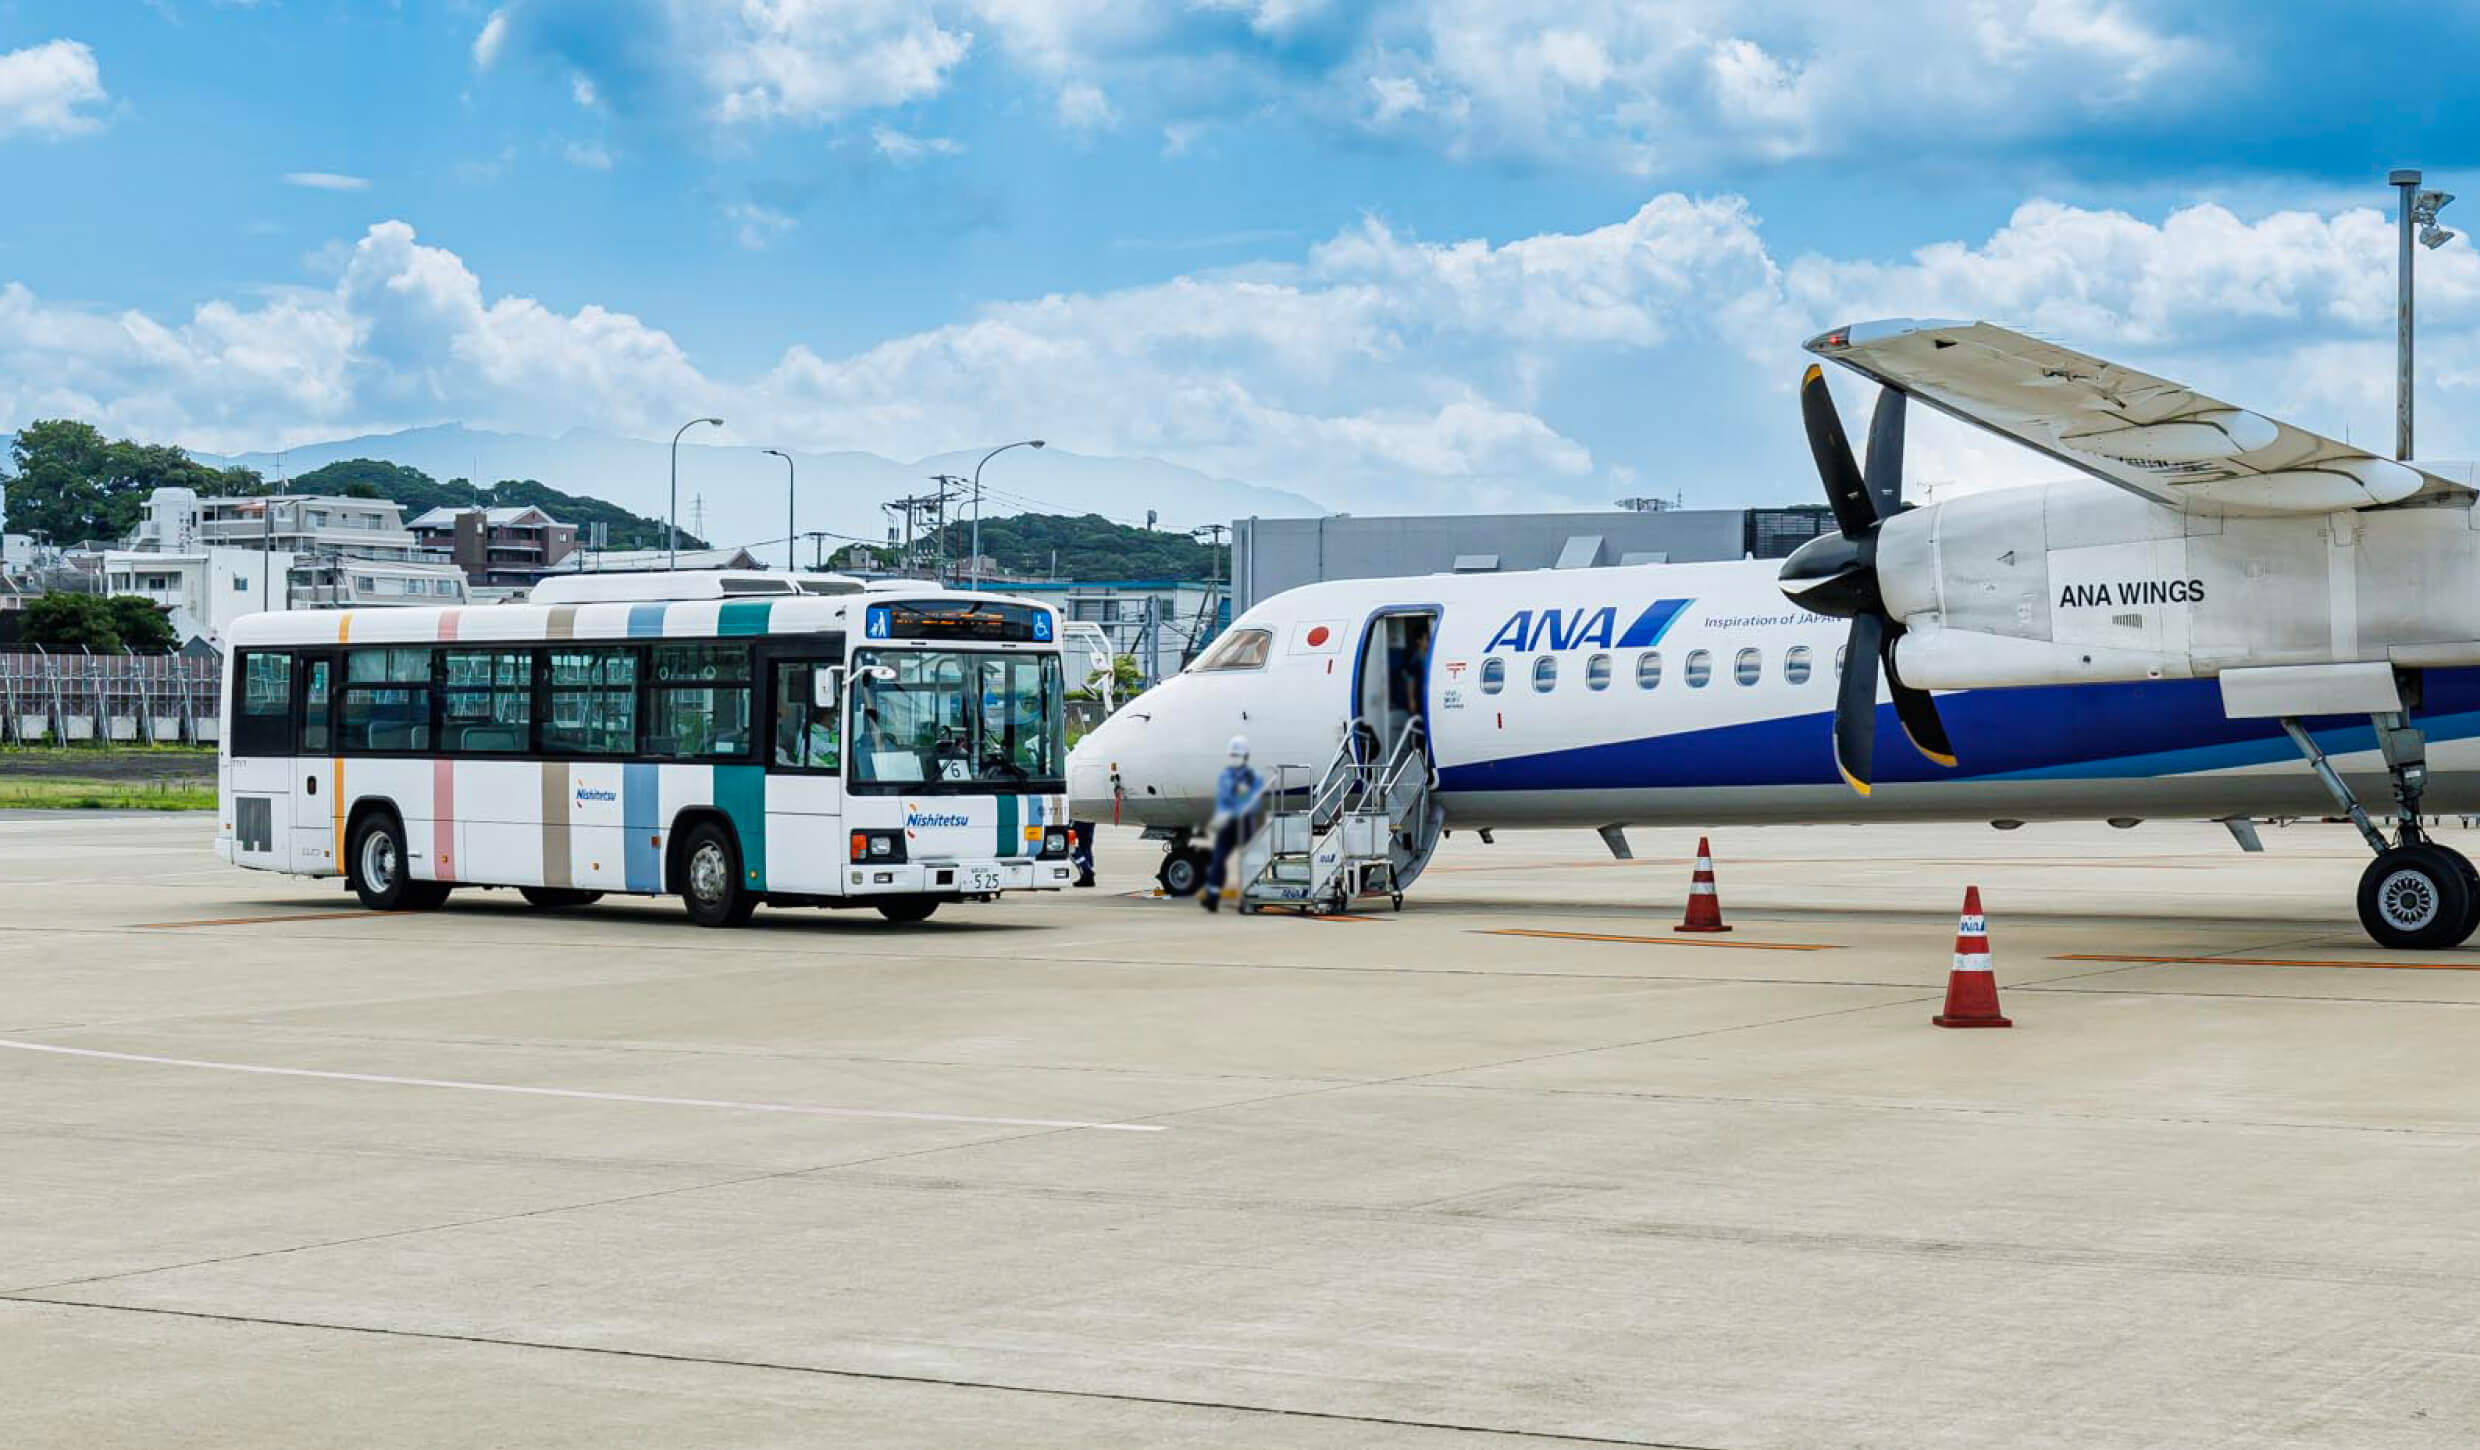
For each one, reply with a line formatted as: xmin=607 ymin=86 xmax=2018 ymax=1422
xmin=0 ymin=649 xmax=222 ymax=745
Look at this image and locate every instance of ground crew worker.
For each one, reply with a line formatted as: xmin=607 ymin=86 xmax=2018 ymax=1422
xmin=1201 ymin=734 xmax=1262 ymax=912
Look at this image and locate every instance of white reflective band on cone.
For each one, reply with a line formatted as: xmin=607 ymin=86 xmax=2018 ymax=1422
xmin=1952 ymin=952 xmax=1993 ymax=972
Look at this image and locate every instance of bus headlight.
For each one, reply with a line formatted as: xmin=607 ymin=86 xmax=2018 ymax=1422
xmin=1039 ymin=827 xmax=1071 ymax=859
xmin=849 ymin=830 xmax=906 ymax=863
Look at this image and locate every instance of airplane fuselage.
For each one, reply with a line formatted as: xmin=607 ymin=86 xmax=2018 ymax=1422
xmin=1070 ymin=556 xmax=2480 ymax=834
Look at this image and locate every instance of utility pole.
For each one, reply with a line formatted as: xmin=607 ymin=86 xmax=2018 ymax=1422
xmin=926 ymin=474 xmax=968 ymax=583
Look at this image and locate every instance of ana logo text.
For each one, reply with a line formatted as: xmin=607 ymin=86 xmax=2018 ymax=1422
xmin=2057 ymin=578 xmax=2206 ymax=609
xmin=1485 ymin=599 xmax=1690 ymax=653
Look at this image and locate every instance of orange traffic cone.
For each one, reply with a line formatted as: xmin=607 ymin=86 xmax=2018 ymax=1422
xmin=1933 ymin=885 xmax=2011 ymax=1028
xmin=1673 ymin=837 xmax=1733 ymax=933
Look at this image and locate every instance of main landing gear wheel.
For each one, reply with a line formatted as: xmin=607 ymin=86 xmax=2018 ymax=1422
xmin=1158 ymin=845 xmax=1207 ymax=898
xmin=2357 ymin=843 xmax=2479 ymax=951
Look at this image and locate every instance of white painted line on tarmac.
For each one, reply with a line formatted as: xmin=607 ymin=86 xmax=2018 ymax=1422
xmin=0 ymin=1039 xmax=1167 ymax=1133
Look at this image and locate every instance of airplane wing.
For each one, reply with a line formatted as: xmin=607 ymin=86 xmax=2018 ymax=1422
xmin=1807 ymin=319 xmax=2473 ymax=515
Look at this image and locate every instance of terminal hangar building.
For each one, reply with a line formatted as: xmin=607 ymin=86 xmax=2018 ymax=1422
xmin=1228 ymin=506 xmax=1835 ymax=612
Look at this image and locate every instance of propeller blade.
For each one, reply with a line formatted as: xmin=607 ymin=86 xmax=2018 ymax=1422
xmin=1800 ymin=364 xmax=1875 ymax=539
xmin=1880 ymin=626 xmax=1955 ymax=767
xmin=1863 ymin=387 xmax=1905 ymax=523
xmin=1834 ymin=613 xmax=1883 ymax=795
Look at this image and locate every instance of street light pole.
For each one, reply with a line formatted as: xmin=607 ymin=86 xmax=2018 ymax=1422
xmin=669 ymin=416 xmax=724 ymax=570
xmin=762 ymin=449 xmax=796 ymax=573
xmin=2391 ymin=168 xmax=2459 ymax=462
xmin=2395 ymin=169 xmax=2421 ymax=462
xmin=969 ymin=438 xmax=1045 ymax=591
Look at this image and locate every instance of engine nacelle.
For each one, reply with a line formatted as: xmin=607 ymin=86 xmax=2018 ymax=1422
xmin=1876 ymin=479 xmax=2480 ymax=690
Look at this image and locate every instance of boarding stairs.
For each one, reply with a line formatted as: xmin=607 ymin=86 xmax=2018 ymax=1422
xmin=1237 ymin=719 xmax=1445 ymax=914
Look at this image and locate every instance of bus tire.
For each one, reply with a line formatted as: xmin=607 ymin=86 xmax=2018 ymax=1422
xmin=678 ymin=821 xmax=756 ymax=928
xmin=519 ymin=887 xmax=603 ymax=911
xmin=875 ymin=897 xmax=939 ymax=924
xmin=349 ymin=810 xmax=449 ymax=912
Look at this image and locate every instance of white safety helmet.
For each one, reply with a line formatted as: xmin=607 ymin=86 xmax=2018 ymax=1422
xmin=1227 ymin=734 xmax=1250 ymax=761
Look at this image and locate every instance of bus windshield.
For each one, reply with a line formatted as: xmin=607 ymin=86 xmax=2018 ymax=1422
xmin=850 ymin=648 xmax=1064 ymax=789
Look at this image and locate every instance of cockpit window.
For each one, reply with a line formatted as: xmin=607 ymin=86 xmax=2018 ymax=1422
xmin=1191 ymin=627 xmax=1272 ymax=672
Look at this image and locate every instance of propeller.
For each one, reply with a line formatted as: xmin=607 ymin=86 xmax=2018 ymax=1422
xmin=1778 ymin=365 xmax=1955 ymax=795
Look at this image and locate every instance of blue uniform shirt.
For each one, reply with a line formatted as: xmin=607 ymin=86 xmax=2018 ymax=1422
xmin=1215 ymin=762 xmax=1261 ymax=817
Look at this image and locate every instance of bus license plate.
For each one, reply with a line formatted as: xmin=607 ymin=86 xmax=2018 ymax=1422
xmin=967 ymin=866 xmax=1003 ymax=893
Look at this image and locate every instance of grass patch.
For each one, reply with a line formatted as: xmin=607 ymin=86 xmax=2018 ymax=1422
xmin=0 ymin=777 xmax=217 ymax=811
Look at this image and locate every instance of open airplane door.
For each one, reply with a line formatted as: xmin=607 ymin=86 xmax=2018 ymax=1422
xmin=1349 ymin=610 xmax=1448 ymax=896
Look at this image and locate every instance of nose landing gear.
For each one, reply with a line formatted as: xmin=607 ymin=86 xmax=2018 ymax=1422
xmin=2283 ymin=708 xmax=2480 ymax=950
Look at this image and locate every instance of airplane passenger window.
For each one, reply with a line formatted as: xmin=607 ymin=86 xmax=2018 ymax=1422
xmin=1684 ymin=649 xmax=1712 ymax=688
xmin=1785 ymin=645 xmax=1813 ymax=684
xmin=1635 ymin=651 xmax=1661 ymax=690
xmin=1834 ymin=645 xmax=1846 ymax=677
xmin=1531 ymin=656 xmax=1557 ymax=693
xmin=1585 ymin=653 xmax=1611 ymax=691
xmin=1734 ymin=648 xmax=1761 ymax=687
xmin=1480 ymin=658 xmax=1505 ymax=694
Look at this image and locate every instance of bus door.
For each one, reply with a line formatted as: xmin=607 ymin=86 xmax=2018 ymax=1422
xmin=764 ymin=653 xmax=845 ymax=894
xmin=287 ymin=649 xmax=339 ymax=873
xmin=226 ymin=648 xmax=297 ymax=871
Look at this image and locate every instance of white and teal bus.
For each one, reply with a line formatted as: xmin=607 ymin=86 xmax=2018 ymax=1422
xmin=216 ymin=572 xmax=1078 ymax=926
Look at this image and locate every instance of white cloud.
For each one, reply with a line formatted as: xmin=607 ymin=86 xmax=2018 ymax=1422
xmin=561 ymin=140 xmax=614 ymax=170
xmin=685 ymin=0 xmax=974 ymax=126
xmin=8 ymin=195 xmax=2480 ymax=519
xmin=0 ymin=39 xmax=108 ymax=140
xmin=471 ymin=9 xmax=508 ymax=70
xmin=570 ymin=73 xmax=599 ymax=109
xmin=283 ymin=172 xmax=371 ymax=191
xmin=1056 ymin=80 xmax=1116 ymax=131
xmin=870 ymin=124 xmax=962 ymax=164
xmin=725 ymin=202 xmax=796 ymax=250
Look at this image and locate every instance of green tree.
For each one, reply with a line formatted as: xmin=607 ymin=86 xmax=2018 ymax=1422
xmin=1 ymin=422 xmax=265 ymax=544
xmin=20 ymin=593 xmax=123 ymax=650
xmin=104 ymin=595 xmax=178 ymax=652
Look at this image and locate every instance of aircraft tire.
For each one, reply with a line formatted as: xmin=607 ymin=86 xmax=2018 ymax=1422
xmin=1158 ymin=846 xmax=1207 ymax=898
xmin=2358 ymin=844 xmax=2477 ymax=950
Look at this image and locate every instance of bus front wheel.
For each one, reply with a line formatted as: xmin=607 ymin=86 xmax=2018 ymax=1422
xmin=875 ymin=897 xmax=940 ymax=924
xmin=677 ymin=821 xmax=757 ymax=928
xmin=350 ymin=812 xmax=449 ymax=912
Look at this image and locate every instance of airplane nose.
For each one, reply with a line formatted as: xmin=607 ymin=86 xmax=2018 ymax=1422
xmin=1068 ymin=718 xmax=1126 ymax=817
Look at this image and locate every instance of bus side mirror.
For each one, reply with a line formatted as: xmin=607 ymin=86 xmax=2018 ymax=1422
xmin=815 ymin=668 xmax=843 ymax=709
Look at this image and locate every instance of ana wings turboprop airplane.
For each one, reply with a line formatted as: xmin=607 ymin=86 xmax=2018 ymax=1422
xmin=1070 ymin=319 xmax=2480 ymax=949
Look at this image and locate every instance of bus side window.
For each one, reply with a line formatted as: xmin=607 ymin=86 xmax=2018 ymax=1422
xmin=233 ymin=651 xmax=292 ymax=757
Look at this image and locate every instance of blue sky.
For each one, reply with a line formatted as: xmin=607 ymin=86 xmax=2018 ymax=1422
xmin=2 ymin=1 xmax=2478 ymax=515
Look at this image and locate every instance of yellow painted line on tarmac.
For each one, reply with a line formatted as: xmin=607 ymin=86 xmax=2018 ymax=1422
xmin=2055 ymin=952 xmax=2480 ymax=972
xmin=1481 ymin=928 xmax=1838 ymax=952
xmin=139 ymin=910 xmax=408 ymax=929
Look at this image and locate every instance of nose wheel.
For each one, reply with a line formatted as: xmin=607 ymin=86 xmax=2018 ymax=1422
xmin=1157 ymin=841 xmax=1208 ymax=898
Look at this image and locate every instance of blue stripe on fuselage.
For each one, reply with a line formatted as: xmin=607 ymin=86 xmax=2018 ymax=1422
xmin=1437 ymin=670 xmax=2480 ymax=793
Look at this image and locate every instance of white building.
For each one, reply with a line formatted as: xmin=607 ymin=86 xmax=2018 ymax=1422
xmin=98 ymin=547 xmax=301 ymax=649
xmin=287 ymin=557 xmax=472 ymax=610
xmin=133 ymin=488 xmax=439 ymax=563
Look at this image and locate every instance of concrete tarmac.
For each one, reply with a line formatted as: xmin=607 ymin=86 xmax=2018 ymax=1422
xmin=6 ymin=813 xmax=2480 ymax=1448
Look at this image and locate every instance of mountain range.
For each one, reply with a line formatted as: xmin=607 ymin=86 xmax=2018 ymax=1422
xmin=197 ymin=425 xmax=1326 ymax=561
